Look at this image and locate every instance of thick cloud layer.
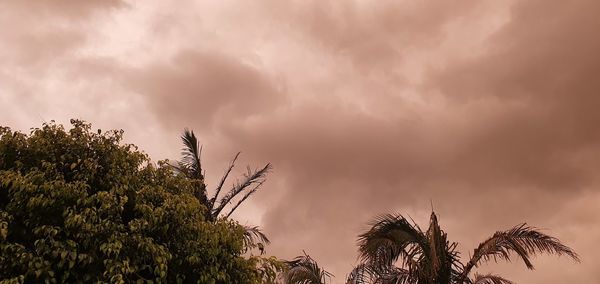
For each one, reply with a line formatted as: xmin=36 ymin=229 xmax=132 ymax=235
xmin=2 ymin=1 xmax=598 ymax=282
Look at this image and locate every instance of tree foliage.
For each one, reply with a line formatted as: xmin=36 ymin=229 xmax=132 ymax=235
xmin=0 ymin=120 xmax=273 ymax=283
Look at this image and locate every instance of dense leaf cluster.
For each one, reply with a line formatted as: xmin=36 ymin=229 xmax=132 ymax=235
xmin=0 ymin=120 xmax=265 ymax=283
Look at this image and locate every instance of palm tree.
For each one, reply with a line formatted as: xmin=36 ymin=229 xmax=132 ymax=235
xmin=173 ymin=129 xmax=272 ymax=252
xmin=348 ymin=211 xmax=579 ymax=284
xmin=284 ymin=252 xmax=333 ymax=284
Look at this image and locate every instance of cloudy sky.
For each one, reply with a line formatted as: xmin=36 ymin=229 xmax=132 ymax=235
xmin=1 ymin=0 xmax=599 ymax=282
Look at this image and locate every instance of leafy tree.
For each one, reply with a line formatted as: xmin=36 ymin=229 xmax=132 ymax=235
xmin=173 ymin=129 xmax=271 ymax=254
xmin=283 ymin=252 xmax=333 ymax=284
xmin=0 ymin=120 xmax=274 ymax=283
xmin=347 ymin=212 xmax=579 ymax=284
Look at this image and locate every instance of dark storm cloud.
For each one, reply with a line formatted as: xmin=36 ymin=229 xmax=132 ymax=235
xmin=430 ymin=0 xmax=600 ymax=190
xmin=212 ymin=1 xmax=599 ymax=280
xmin=127 ymin=50 xmax=286 ymax=129
xmin=273 ymin=1 xmax=482 ymax=71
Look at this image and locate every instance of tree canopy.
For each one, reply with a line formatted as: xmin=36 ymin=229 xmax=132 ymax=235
xmin=0 ymin=120 xmax=273 ymax=283
xmin=0 ymin=119 xmax=581 ymax=284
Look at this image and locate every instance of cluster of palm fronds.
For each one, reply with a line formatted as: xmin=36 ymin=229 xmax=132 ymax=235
xmin=268 ymin=213 xmax=577 ymax=284
xmin=345 ymin=212 xmax=579 ymax=284
xmin=173 ymin=129 xmax=271 ymax=253
xmin=174 ymin=129 xmax=579 ymax=284
xmin=283 ymin=252 xmax=333 ymax=284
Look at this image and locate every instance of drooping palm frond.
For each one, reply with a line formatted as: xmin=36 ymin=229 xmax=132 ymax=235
xmin=242 ymin=225 xmax=271 ymax=254
xmin=470 ymin=273 xmax=514 ymax=284
xmin=346 ymin=263 xmax=374 ymax=284
xmin=284 ymin=253 xmax=333 ymax=284
xmin=459 ymin=224 xmax=580 ymax=282
xmin=212 ymin=163 xmax=271 ymax=218
xmin=357 ymin=214 xmax=428 ymax=270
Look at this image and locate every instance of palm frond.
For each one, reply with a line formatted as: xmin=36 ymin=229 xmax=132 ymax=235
xmin=284 ymin=253 xmax=333 ymax=284
xmin=372 ymin=266 xmax=413 ymax=284
xmin=357 ymin=214 xmax=428 ymax=269
xmin=177 ymin=129 xmax=211 ymax=213
xmin=209 ymin=152 xmax=240 ymax=210
xmin=346 ymin=263 xmax=413 ymax=284
xmin=225 ymin=180 xmax=264 ymax=219
xmin=471 ymin=273 xmax=514 ymax=284
xmin=346 ymin=263 xmax=374 ymax=284
xmin=179 ymin=129 xmax=203 ymax=180
xmin=460 ymin=224 xmax=579 ymax=281
xmin=212 ymin=163 xmax=271 ymax=218
xmin=242 ymin=225 xmax=271 ymax=254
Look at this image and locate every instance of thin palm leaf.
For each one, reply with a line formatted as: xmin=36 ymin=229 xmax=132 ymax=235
xmin=209 ymin=152 xmax=240 ymax=209
xmin=212 ymin=163 xmax=271 ymax=217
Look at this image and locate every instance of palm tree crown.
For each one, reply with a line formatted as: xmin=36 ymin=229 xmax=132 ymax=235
xmin=348 ymin=211 xmax=579 ymax=284
xmin=173 ymin=129 xmax=272 ymax=252
xmin=284 ymin=253 xmax=334 ymax=284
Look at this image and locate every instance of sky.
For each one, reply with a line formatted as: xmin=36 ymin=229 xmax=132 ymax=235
xmin=1 ymin=0 xmax=599 ymax=282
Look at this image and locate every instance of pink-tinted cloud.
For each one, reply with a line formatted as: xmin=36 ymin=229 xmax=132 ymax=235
xmin=1 ymin=1 xmax=598 ymax=283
